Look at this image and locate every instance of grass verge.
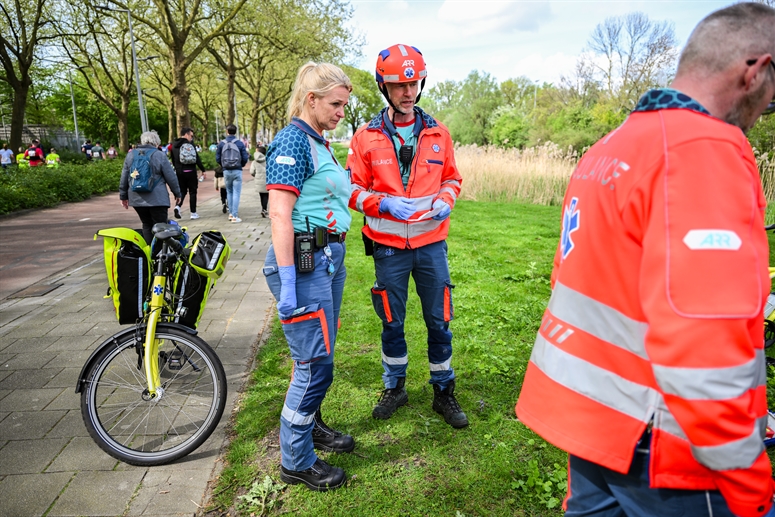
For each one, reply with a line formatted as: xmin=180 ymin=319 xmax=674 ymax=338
xmin=209 ymin=201 xmax=569 ymax=516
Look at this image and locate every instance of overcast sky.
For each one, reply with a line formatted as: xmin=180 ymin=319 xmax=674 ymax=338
xmin=346 ymin=0 xmax=733 ymax=86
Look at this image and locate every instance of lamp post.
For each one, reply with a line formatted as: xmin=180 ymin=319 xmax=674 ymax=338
xmin=137 ymin=56 xmax=159 ymax=130
xmin=68 ymin=70 xmax=81 ymax=151
xmin=95 ymin=5 xmax=147 ymax=132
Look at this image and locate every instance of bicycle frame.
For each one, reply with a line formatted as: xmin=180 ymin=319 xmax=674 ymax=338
xmin=143 ymin=240 xmax=176 ymax=398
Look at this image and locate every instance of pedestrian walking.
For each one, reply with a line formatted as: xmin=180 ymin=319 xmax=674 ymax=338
xmin=0 ymin=144 xmax=13 ymax=169
xmin=119 ymin=130 xmax=182 ymax=244
xmin=170 ymin=127 xmax=207 ymax=220
xmin=107 ymin=145 xmax=118 ymax=159
xmin=250 ymin=145 xmax=268 ymax=217
xmin=45 ymin=148 xmax=60 ymax=168
xmin=81 ymin=140 xmax=93 ymax=160
xmin=262 ymin=61 xmax=354 ymax=491
xmin=24 ymin=142 xmax=44 ymax=167
xmin=347 ymin=44 xmax=467 ymax=428
xmin=515 ymin=4 xmax=775 ymax=517
xmin=216 ymin=124 xmax=248 ymax=223
xmin=16 ymin=147 xmax=27 ymax=168
xmin=91 ymin=141 xmax=105 ymax=160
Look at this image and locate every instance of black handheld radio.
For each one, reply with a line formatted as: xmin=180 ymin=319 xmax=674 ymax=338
xmin=295 ymin=217 xmax=315 ymax=272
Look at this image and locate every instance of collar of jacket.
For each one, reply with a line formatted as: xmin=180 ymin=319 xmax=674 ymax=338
xmin=291 ymin=117 xmax=327 ymax=144
xmin=367 ymin=106 xmax=439 ymax=132
xmin=633 ymin=88 xmax=711 ymax=116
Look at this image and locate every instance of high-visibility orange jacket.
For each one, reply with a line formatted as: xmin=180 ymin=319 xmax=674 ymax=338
xmin=516 ymin=95 xmax=773 ymax=517
xmin=347 ymin=108 xmax=462 ymax=249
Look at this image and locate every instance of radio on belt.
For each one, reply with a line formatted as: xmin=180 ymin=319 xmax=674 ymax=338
xmin=295 ymin=217 xmax=315 ymax=272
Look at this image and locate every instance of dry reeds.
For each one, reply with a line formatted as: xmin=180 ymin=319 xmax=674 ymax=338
xmin=454 ymin=142 xmax=577 ymax=206
xmin=754 ymin=149 xmax=775 ymax=224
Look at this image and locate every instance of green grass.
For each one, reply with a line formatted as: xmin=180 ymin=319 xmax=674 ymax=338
xmin=211 ymin=201 xmax=568 ymax=516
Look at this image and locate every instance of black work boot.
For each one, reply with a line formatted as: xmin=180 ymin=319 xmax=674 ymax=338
xmin=432 ymin=380 xmax=469 ymax=428
xmin=279 ymin=458 xmax=346 ymax=491
xmin=312 ymin=408 xmax=355 ymax=453
xmin=372 ymin=377 xmax=408 ymax=420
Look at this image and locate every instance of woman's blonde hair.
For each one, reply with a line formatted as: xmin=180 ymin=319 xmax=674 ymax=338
xmin=287 ymin=62 xmax=352 ymax=122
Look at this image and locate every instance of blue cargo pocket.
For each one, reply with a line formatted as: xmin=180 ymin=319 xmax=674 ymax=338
xmin=262 ymin=265 xmax=281 ymax=300
xmin=443 ymin=282 xmax=455 ymax=322
xmin=280 ymin=303 xmax=330 ymax=362
xmin=371 ymin=286 xmax=393 ymax=323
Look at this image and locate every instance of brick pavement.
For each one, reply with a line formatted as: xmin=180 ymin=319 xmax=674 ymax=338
xmin=0 ymin=173 xmax=274 ymax=517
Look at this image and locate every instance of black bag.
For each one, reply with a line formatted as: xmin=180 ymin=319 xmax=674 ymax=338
xmin=114 ymin=241 xmax=150 ymax=324
xmin=172 ymin=262 xmax=213 ymax=329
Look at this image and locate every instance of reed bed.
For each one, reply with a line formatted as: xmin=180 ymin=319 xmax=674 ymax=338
xmin=755 ymin=149 xmax=775 ymax=224
xmin=454 ymin=142 xmax=577 ymax=206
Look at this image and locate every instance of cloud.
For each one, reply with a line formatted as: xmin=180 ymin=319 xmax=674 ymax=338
xmin=510 ymin=52 xmax=578 ymax=83
xmin=437 ymin=1 xmax=552 ymax=35
xmin=387 ymin=0 xmax=409 ymax=11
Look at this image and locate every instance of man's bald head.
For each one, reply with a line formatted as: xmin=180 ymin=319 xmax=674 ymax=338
xmin=678 ymin=2 xmax=775 ymax=76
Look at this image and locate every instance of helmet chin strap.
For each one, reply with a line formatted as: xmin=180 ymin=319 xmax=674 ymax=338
xmin=379 ymin=78 xmax=427 ymax=118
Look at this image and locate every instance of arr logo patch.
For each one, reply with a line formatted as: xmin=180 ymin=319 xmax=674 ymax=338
xmin=275 ymin=156 xmax=296 ymax=166
xmin=683 ymin=229 xmax=741 ymax=250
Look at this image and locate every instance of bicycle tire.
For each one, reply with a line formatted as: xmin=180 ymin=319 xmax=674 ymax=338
xmin=80 ymin=326 xmax=227 ymax=466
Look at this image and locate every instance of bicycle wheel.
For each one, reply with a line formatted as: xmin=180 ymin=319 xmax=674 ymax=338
xmin=80 ymin=326 xmax=227 ymax=466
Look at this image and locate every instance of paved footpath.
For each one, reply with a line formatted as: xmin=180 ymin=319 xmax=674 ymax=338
xmin=0 ymin=170 xmax=275 ymax=517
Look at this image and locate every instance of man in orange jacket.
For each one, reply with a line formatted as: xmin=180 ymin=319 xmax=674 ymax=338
xmin=347 ymin=44 xmax=467 ymax=428
xmin=516 ymin=3 xmax=775 ymax=516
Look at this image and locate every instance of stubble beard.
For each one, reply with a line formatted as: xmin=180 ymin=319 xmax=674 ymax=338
xmin=724 ymin=80 xmax=770 ymax=134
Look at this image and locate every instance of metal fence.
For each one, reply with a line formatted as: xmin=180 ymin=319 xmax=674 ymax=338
xmin=0 ymin=125 xmax=79 ymax=151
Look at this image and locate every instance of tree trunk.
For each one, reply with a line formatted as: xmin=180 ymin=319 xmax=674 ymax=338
xmin=167 ymin=100 xmax=175 ymax=144
xmin=9 ymin=80 xmax=31 ymax=152
xmin=249 ymin=106 xmax=259 ymax=149
xmin=117 ymin=97 xmax=130 ymax=152
xmin=171 ymin=50 xmax=191 ymax=134
xmin=226 ymin=71 xmax=236 ymax=126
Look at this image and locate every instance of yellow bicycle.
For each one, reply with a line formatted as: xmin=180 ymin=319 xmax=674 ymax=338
xmin=76 ymin=223 xmax=229 ymax=466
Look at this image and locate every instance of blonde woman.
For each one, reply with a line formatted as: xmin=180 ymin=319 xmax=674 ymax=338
xmin=262 ymin=62 xmax=352 ymax=491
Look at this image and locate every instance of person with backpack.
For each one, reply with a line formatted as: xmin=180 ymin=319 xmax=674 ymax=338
xmin=119 ymin=130 xmax=182 ymax=243
xmin=170 ymin=127 xmax=206 ymax=220
xmin=24 ymin=141 xmax=44 ymax=167
xmin=250 ymin=145 xmax=268 ymax=217
xmin=216 ymin=124 xmax=248 ymax=223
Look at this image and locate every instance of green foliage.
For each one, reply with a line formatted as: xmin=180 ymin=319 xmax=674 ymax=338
xmin=331 ymin=142 xmax=349 ymax=166
xmin=198 ymin=150 xmax=218 ymax=170
xmin=209 ymin=201 xmax=568 ymax=516
xmin=431 ymin=71 xmax=504 ymax=146
xmin=0 ymin=159 xmax=122 ymax=214
xmin=237 ymin=476 xmax=284 ymax=516
xmin=488 ymin=107 xmax=530 ymax=148
xmin=341 ymin=65 xmax=384 ymax=135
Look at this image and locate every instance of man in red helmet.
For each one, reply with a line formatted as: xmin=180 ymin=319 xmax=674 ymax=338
xmin=347 ymin=44 xmax=467 ymax=428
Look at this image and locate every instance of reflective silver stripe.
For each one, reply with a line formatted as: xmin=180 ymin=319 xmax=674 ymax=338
xmin=382 ymin=352 xmax=408 ymax=365
xmin=366 ymin=215 xmax=444 ymax=240
xmin=548 ymin=281 xmax=648 ymax=359
xmin=653 ymin=400 xmax=687 ymax=440
xmin=429 ymin=358 xmax=451 ymax=372
xmin=383 ymin=74 xmax=399 ymax=81
xmin=442 ymin=179 xmax=461 ymax=188
xmin=531 ymin=334 xmax=657 ymax=422
xmin=419 ymin=70 xmax=427 ymax=78
xmin=398 ymin=44 xmax=408 ymax=56
xmin=439 ymin=187 xmax=457 ymax=200
xmin=653 ymin=349 xmax=765 ymax=401
xmin=691 ymin=416 xmax=766 ymax=470
xmin=355 ymin=190 xmax=370 ymax=213
xmin=281 ymin=404 xmax=315 ymax=426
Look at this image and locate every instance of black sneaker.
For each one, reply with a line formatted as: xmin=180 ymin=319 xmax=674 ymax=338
xmin=432 ymin=380 xmax=469 ymax=428
xmin=279 ymin=458 xmax=346 ymax=491
xmin=372 ymin=377 xmax=408 ymax=420
xmin=173 ymin=206 xmax=181 ymax=219
xmin=222 ymin=203 xmax=228 ymax=214
xmin=312 ymin=409 xmax=355 ymax=453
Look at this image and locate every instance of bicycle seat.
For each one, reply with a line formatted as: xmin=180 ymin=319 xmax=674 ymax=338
xmin=152 ymin=223 xmax=183 ymax=240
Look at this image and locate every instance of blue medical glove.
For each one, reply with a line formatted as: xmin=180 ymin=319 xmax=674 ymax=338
xmin=431 ymin=199 xmax=451 ymax=221
xmin=277 ymin=266 xmax=297 ymax=319
xmin=380 ymin=197 xmax=416 ymax=221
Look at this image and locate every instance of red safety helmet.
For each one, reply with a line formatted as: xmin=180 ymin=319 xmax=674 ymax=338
xmin=375 ymin=44 xmax=428 ymax=112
